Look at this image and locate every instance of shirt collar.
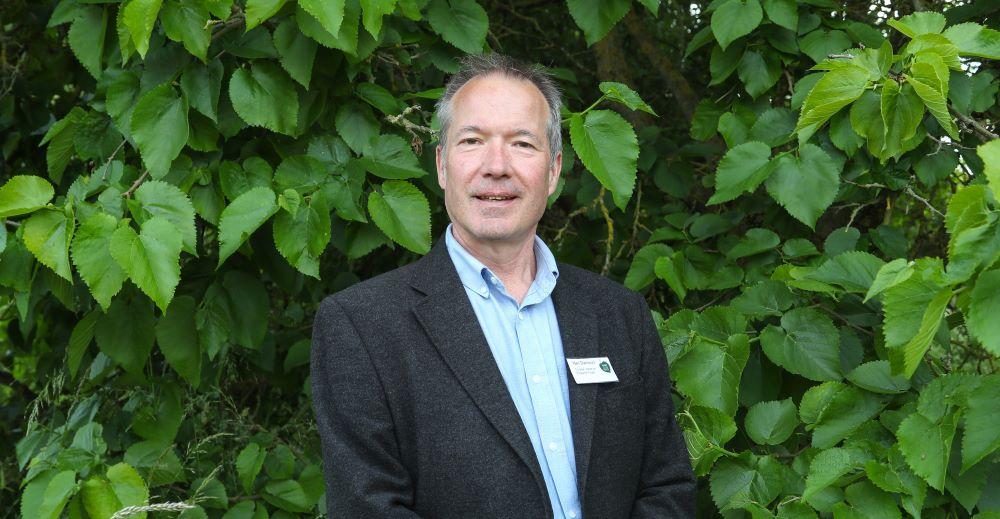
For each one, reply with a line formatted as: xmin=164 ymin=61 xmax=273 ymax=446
xmin=444 ymin=223 xmax=559 ymax=300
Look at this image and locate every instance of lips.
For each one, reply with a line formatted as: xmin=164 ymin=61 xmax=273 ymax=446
xmin=473 ymin=193 xmax=518 ymax=202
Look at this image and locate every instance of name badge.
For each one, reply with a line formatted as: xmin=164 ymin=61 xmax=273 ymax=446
xmin=566 ymin=357 xmax=619 ymax=384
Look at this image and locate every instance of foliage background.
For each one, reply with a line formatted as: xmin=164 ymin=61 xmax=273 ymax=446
xmin=2 ymin=0 xmax=999 ymax=517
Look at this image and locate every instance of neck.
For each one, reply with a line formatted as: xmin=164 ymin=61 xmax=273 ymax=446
xmin=450 ymin=225 xmax=537 ymax=288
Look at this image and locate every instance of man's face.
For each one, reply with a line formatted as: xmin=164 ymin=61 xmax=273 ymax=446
xmin=436 ymin=74 xmax=562 ymax=249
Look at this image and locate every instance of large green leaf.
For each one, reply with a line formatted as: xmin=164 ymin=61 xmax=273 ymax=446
xmin=229 ymin=61 xmax=299 ymax=136
xmin=764 ymin=144 xmax=841 ymax=229
xmin=130 ymin=83 xmax=189 ymax=179
xmin=122 ymin=0 xmax=163 ymax=58
xmin=978 ymin=140 xmax=1000 ymax=200
xmin=761 ymin=0 xmax=796 ymax=31
xmin=298 ymin=0 xmax=345 ymax=36
xmin=95 ymin=297 xmax=156 ymax=376
xmin=566 ymin=0 xmax=631 ymax=46
xmin=274 ymin=18 xmax=318 ymax=88
xmin=356 ymin=135 xmax=427 ymax=179
xmin=23 ymin=208 xmax=74 ymax=282
xmin=35 ymin=470 xmax=77 ymax=519
xmin=295 ymin=2 xmax=360 ymax=55
xmin=68 ymin=6 xmax=107 ymax=78
xmin=134 ymin=180 xmax=197 ymax=255
xmin=760 ymin=307 xmax=841 ymax=382
xmin=892 ymin=287 xmax=951 ymax=378
xmin=155 ymin=295 xmax=202 ymax=387
xmin=882 ymin=259 xmax=946 ymax=373
xmin=599 ymin=82 xmax=656 ymax=115
xmin=809 ymin=386 xmax=886 ymax=448
xmin=425 ymin=0 xmax=488 ymax=53
xmin=908 ymin=55 xmax=959 ymax=139
xmin=109 ymin=217 xmax=183 ymax=312
xmin=367 ymin=180 xmax=430 ymax=254
xmin=708 ymin=141 xmax=772 ymax=204
xmin=245 ymin=0 xmax=289 ymax=30
xmin=81 ymin=476 xmax=121 ymax=519
xmin=711 ymin=0 xmax=762 ymax=51
xmin=744 ymin=398 xmax=798 ymax=445
xmin=569 ymin=110 xmax=639 ymax=210
xmin=864 ymin=258 xmax=914 ymax=303
xmin=217 ymin=187 xmax=277 ymax=266
xmin=737 ymin=50 xmax=780 ymax=99
xmin=803 ymin=447 xmax=865 ymax=500
xmin=161 ymin=0 xmax=210 ymax=62
xmin=0 ymin=175 xmax=54 ymax=218
xmin=880 ymin=80 xmax=925 ymax=161
xmin=236 ymin=443 xmax=267 ymax=494
xmin=360 ymin=0 xmax=396 ymax=37
xmin=624 ymin=243 xmax=673 ymax=291
xmin=847 ymin=361 xmax=911 ymax=394
xmin=680 ymin=406 xmax=737 ymax=477
xmin=106 ymin=463 xmax=149 ymax=511
xmin=807 ymin=251 xmax=885 ymax=293
xmin=897 ymin=410 xmax=958 ymax=491
xmin=709 ymin=452 xmax=784 ymax=512
xmin=794 ymin=65 xmax=870 ymax=142
xmin=967 ymin=268 xmax=1000 ymax=357
xmin=180 ymin=60 xmax=223 ymax=123
xmin=671 ymin=334 xmax=749 ymax=416
xmin=71 ymin=213 xmax=128 ymax=311
xmin=962 ymin=374 xmax=1000 ymax=472
xmin=273 ymin=193 xmax=331 ymax=278
xmin=335 ymin=102 xmax=380 ymax=155
xmin=943 ymin=22 xmax=1000 ymax=59
xmin=888 ymin=11 xmax=946 ymax=38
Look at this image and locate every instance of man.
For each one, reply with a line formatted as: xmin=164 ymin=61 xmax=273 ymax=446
xmin=311 ymin=54 xmax=695 ymax=518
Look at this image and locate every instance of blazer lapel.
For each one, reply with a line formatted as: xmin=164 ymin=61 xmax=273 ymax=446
xmin=410 ymin=237 xmax=548 ymax=499
xmin=551 ymin=275 xmax=600 ymax=508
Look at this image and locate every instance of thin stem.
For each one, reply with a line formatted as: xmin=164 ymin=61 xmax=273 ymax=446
xmin=122 ymin=170 xmax=150 ymax=198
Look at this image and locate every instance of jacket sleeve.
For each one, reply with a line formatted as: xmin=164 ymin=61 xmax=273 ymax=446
xmin=310 ymin=296 xmax=425 ymax=518
xmin=627 ymin=292 xmax=697 ymax=518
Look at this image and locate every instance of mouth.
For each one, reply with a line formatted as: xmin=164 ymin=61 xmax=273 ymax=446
xmin=473 ymin=194 xmax=518 ymax=204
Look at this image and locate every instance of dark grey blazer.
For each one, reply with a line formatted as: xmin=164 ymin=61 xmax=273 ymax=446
xmin=310 ymin=235 xmax=695 ymax=518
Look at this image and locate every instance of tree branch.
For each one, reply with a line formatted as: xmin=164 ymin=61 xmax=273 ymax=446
xmin=621 ymin=10 xmax=699 ymax=120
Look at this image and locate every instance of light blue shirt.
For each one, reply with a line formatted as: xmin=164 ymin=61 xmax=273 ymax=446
xmin=444 ymin=223 xmax=582 ymax=519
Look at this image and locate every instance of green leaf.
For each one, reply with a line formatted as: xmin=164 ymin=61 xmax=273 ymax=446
xmin=357 ymin=135 xmax=427 ymax=179
xmin=110 ymin=217 xmax=183 ymax=312
xmin=599 ymin=82 xmax=656 ymax=115
xmin=726 ymin=228 xmax=779 ymax=260
xmin=426 ymin=0 xmax=488 ymax=53
xmin=807 ymin=251 xmax=885 ymax=293
xmin=131 ymin=83 xmax=189 ymax=179
xmin=731 ymin=280 xmax=794 ymax=318
xmin=123 ymin=0 xmax=162 ymax=58
xmin=800 ymin=29 xmax=852 ymax=64
xmin=564 ymin=0 xmax=630 ymax=46
xmin=356 ymin=82 xmax=404 ymax=115
xmin=295 ymin=2 xmax=359 ymax=55
xmin=864 ymin=258 xmax=914 ymax=303
xmin=367 ymin=180 xmax=430 ymax=254
xmin=897 ymin=410 xmax=958 ymax=491
xmin=245 ymin=0 xmax=289 ymax=31
xmin=71 ymin=213 xmax=128 ymax=311
xmin=690 ymin=99 xmax=724 ymax=141
xmin=236 ymin=443 xmax=266 ymax=494
xmin=219 ymin=158 xmax=273 ymax=201
xmin=882 ymin=259 xmax=946 ymax=367
xmin=360 ymin=0 xmax=396 ymax=37
xmin=263 ymin=479 xmax=312 ymax=513
xmin=672 ymin=334 xmax=749 ymax=416
xmin=794 ymin=65 xmax=870 ymax=142
xmin=803 ymin=447 xmax=865 ymax=499
xmin=908 ymin=56 xmax=959 ymax=139
xmin=962 ymin=374 xmax=1000 ymax=471
xmin=95 ymin=296 xmax=155 ymax=376
xmin=36 ymin=470 xmax=77 ymax=519
xmin=891 ymin=287 xmax=951 ymax=378
xmin=624 ymin=243 xmax=672 ymax=291
xmin=43 ymin=106 xmax=84 ymax=183
xmin=81 ymin=476 xmax=121 ymax=519
xmin=180 ymin=60 xmax=223 ymax=123
xmin=943 ymin=22 xmax=1000 ymax=59
xmin=978 ymin=140 xmax=1000 ymax=197
xmin=761 ymin=0 xmax=796 ymax=31
xmin=764 ymin=144 xmax=841 ymax=229
xmin=810 ymin=386 xmax=886 ymax=448
xmin=273 ymin=193 xmax=331 ymax=277
xmin=217 ymin=186 xmax=278 ymax=266
xmin=737 ymin=50 xmax=781 ymax=99
xmin=569 ymin=110 xmax=639 ymax=210
xmin=847 ymin=360 xmax=911 ymax=394
xmin=744 ymin=398 xmax=798 ymax=445
xmin=106 ymin=463 xmax=149 ymax=511
xmin=134 ymin=180 xmax=197 ymax=255
xmin=880 ymin=80 xmax=925 ymax=161
xmin=67 ymin=310 xmax=99 ymax=377
xmin=335 ymin=102 xmax=380 ymax=155
xmin=708 ymin=142 xmax=772 ymax=205
xmin=0 ymin=175 xmax=54 ymax=218
xmin=710 ymin=452 xmax=784 ymax=512
xmin=654 ymin=252 xmax=687 ymax=302
xmin=967 ymin=268 xmax=1000 ymax=357
xmin=680 ymin=406 xmax=737 ymax=476
xmin=155 ymin=295 xmax=202 ymax=387
xmin=760 ymin=307 xmax=841 ymax=382
xmin=23 ymin=208 xmax=74 ymax=282
xmin=161 ymin=0 xmax=210 ymax=62
xmin=69 ymin=7 xmax=107 ymax=78
xmin=298 ymin=0 xmax=345 ymax=37
xmin=711 ymin=0 xmax=762 ymax=51
xmin=888 ymin=11 xmax=946 ymax=39
xmin=274 ymin=18 xmax=318 ymax=88
xmin=229 ymin=61 xmax=299 ymax=136
xmin=749 ymin=107 xmax=797 ymax=147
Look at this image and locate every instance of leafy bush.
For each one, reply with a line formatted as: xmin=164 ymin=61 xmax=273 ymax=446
xmin=1 ymin=0 xmax=998 ymax=517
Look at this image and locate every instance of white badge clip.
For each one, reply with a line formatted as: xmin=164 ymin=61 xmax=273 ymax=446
xmin=566 ymin=357 xmax=619 ymax=384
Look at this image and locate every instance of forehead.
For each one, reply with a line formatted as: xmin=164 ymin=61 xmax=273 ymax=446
xmin=448 ymin=74 xmax=550 ymax=132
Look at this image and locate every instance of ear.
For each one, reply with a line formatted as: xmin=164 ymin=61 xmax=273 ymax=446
xmin=546 ymin=151 xmax=563 ymax=196
xmin=436 ymin=145 xmax=447 ymax=190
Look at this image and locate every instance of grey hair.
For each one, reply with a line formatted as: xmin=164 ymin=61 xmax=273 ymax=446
xmin=436 ymin=54 xmax=563 ymax=166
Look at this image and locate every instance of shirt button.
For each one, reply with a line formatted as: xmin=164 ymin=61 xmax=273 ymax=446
xmin=548 ymin=441 xmax=558 ymax=452
xmin=517 ymin=312 xmax=524 ymax=320
xmin=532 ymin=374 xmax=543 ymax=383
xmin=568 ymin=512 xmax=577 ymax=518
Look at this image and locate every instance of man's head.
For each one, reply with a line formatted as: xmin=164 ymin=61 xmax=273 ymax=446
xmin=435 ymin=54 xmax=563 ymax=249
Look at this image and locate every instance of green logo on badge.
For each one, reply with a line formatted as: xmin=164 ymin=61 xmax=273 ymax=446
xmin=600 ymin=361 xmax=611 ymax=373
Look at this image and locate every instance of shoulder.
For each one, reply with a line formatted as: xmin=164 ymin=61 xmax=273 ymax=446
xmin=557 ymin=262 xmax=644 ymax=311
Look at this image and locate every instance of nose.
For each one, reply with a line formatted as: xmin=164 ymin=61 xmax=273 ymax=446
xmin=480 ymin=139 xmax=509 ymax=177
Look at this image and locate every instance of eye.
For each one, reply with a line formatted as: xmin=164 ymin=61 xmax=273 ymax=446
xmin=459 ymin=137 xmax=482 ymax=145
xmin=513 ymin=141 xmax=536 ymax=149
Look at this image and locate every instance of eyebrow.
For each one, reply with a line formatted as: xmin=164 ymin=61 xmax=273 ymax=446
xmin=454 ymin=126 xmax=541 ymax=141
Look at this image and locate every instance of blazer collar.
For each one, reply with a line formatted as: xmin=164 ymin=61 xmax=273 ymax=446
xmin=409 ymin=233 xmax=601 ymax=510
